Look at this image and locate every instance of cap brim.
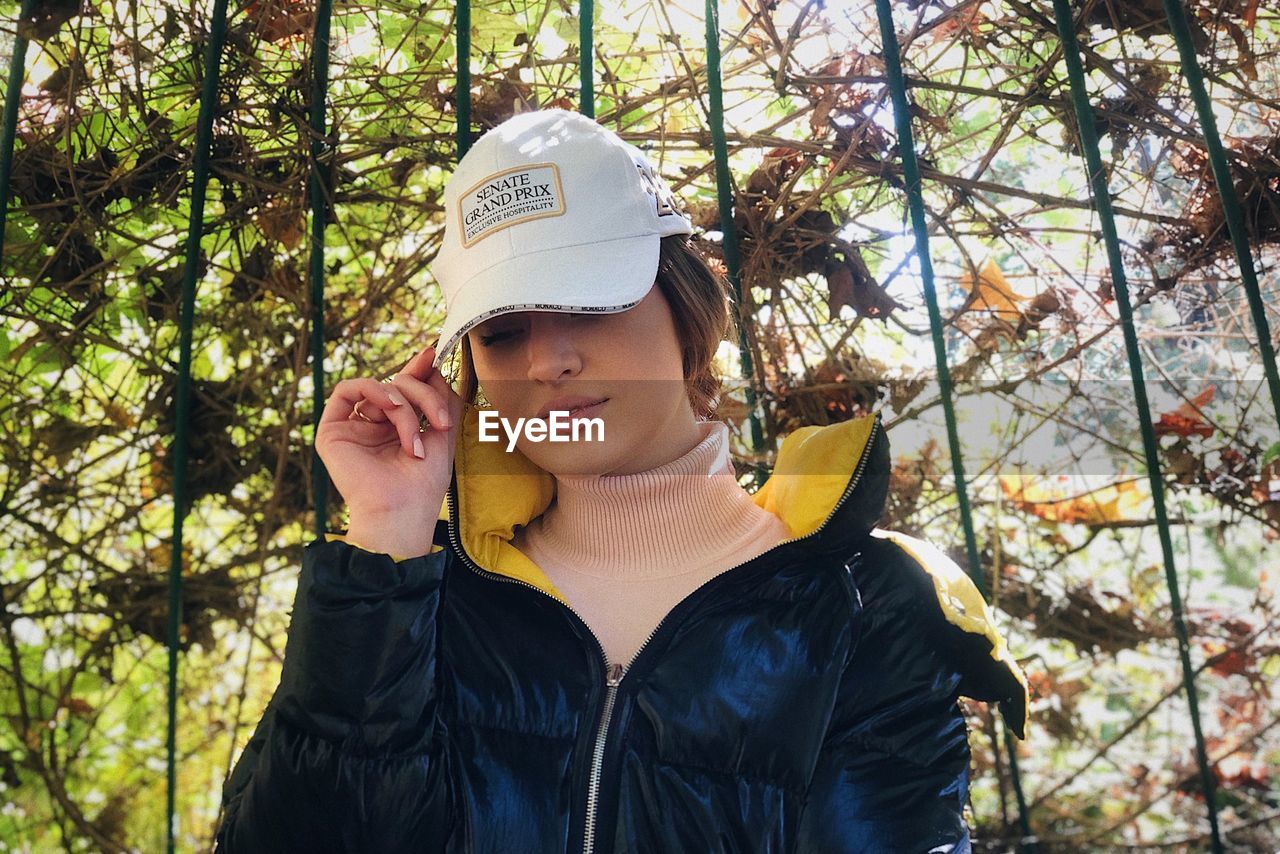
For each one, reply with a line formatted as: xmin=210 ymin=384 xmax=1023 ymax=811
xmin=431 ymin=232 xmax=660 ymax=370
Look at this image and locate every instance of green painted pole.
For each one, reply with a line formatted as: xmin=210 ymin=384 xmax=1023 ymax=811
xmin=168 ymin=0 xmax=231 ymax=849
xmin=1160 ymin=0 xmax=1280 ymax=432
xmin=705 ymin=0 xmax=767 ymax=488
xmin=871 ymin=2 xmax=1035 ymax=848
xmin=0 ymin=0 xmax=37 ymax=261
xmin=1048 ymin=1 xmax=1222 ymax=848
xmin=309 ymin=0 xmax=335 ymax=541
xmin=457 ymin=0 xmax=471 ymax=158
xmin=580 ymin=0 xmax=594 ymax=118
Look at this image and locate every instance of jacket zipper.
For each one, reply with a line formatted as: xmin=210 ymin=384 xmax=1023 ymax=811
xmin=444 ymin=414 xmax=880 ymax=854
xmin=582 ymin=660 xmax=624 ymax=854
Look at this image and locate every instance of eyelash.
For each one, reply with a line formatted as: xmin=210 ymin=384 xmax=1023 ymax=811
xmin=478 ymin=314 xmax=598 ymax=346
xmin=479 ymin=329 xmax=520 ymax=346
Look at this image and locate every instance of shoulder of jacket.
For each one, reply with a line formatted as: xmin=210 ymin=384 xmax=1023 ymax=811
xmin=865 ymin=527 xmax=1029 ymax=739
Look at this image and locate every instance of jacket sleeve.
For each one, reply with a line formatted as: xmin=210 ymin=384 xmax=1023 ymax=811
xmin=213 ymin=535 xmax=453 ymax=853
xmin=795 ymin=530 xmax=1028 ymax=853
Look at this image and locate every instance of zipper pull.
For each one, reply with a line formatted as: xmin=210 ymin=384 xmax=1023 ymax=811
xmin=606 ymin=661 xmax=624 ymax=687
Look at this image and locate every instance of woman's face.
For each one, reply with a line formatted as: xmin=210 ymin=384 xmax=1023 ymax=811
xmin=465 ymin=285 xmax=701 ymax=476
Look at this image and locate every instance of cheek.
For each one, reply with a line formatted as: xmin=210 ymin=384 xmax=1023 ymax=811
xmin=478 ymin=378 xmax=532 ymax=416
xmin=649 ymin=329 xmax=687 ymax=383
xmin=604 ymin=320 xmax=684 ymax=380
xmin=472 ymin=346 xmax=525 ymax=387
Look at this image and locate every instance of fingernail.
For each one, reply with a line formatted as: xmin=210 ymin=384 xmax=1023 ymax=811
xmin=413 ymin=435 xmax=425 ymax=458
xmin=438 ymin=407 xmax=450 ymax=428
xmin=387 ymin=389 xmax=407 ymax=407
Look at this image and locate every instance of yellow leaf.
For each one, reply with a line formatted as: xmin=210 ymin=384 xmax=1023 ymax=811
xmin=999 ymin=474 xmax=1150 ymax=525
xmin=962 ymin=259 xmax=1030 ymax=323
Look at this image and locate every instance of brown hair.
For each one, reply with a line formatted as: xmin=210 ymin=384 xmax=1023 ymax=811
xmin=454 ymin=234 xmax=735 ymax=420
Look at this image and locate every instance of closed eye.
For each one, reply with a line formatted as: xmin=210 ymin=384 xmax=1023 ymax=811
xmin=478 ymin=328 xmax=521 ymax=346
xmin=478 ymin=313 xmax=599 ymax=346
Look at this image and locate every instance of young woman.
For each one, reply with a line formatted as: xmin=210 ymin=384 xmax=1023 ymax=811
xmin=215 ymin=108 xmax=1027 ymax=853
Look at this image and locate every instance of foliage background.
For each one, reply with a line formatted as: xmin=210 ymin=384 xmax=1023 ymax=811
xmin=1 ymin=0 xmax=1279 ymax=849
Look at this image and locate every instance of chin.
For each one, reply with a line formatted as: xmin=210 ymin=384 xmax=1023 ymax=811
xmin=520 ymin=435 xmax=624 ymax=477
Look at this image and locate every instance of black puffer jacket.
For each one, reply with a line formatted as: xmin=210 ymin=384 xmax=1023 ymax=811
xmin=214 ymin=408 xmax=1027 ymax=853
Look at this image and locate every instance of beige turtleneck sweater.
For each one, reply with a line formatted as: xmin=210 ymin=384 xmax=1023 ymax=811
xmin=511 ymin=419 xmax=793 ymax=668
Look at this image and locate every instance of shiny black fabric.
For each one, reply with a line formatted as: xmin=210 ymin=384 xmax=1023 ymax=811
xmin=214 ymin=417 xmax=1024 ymax=852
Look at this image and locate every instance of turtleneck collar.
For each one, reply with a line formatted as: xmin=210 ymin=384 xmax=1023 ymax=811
xmin=513 ymin=419 xmax=789 ymax=579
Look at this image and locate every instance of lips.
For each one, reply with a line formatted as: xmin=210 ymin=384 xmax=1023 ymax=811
xmin=565 ymin=400 xmax=607 ymax=419
xmin=537 ymin=395 xmax=610 ymax=421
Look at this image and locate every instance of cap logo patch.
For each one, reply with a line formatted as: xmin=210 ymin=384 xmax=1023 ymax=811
xmin=634 ymin=160 xmax=680 ymax=218
xmin=458 ymin=162 xmax=566 ymax=247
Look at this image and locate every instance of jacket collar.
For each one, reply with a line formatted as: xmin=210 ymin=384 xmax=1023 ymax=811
xmin=440 ymin=406 xmax=1027 ymax=738
xmin=446 ymin=406 xmax=888 ymax=607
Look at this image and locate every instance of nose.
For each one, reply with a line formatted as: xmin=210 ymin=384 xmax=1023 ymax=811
xmin=525 ymin=313 xmax=581 ymax=383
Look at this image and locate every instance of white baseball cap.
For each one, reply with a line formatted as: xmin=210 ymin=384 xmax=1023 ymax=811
xmin=430 ymin=108 xmax=694 ymax=370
